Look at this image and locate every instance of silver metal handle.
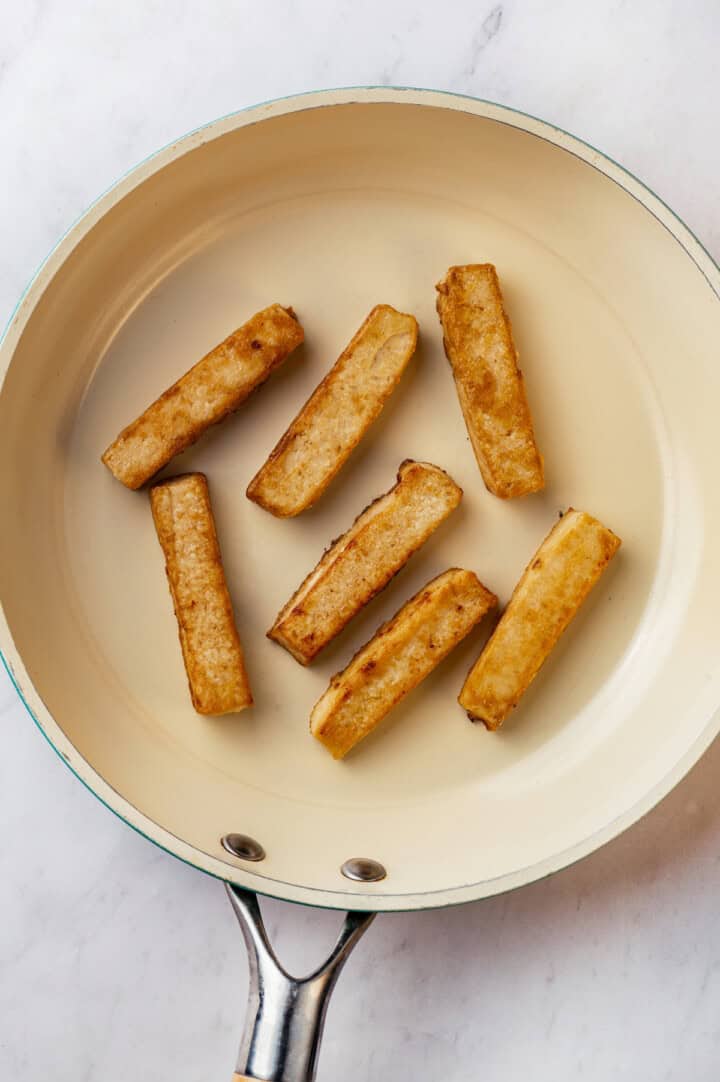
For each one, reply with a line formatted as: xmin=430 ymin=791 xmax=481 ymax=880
xmin=226 ymin=884 xmax=375 ymax=1082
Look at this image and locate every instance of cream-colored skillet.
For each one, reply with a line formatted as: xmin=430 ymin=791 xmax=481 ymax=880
xmin=1 ymin=89 xmax=719 ymax=1080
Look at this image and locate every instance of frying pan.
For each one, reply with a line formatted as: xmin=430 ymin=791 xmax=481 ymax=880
xmin=2 ymin=88 xmax=720 ymax=1080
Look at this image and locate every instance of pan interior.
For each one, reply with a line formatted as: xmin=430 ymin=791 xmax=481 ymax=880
xmin=1 ymin=99 xmax=719 ymax=907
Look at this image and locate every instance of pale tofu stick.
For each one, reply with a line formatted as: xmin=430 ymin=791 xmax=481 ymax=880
xmin=311 ymin=569 xmax=497 ymax=759
xmin=436 ymin=264 xmax=544 ymax=499
xmin=246 ymin=304 xmax=418 ymax=516
xmin=103 ymin=304 xmax=304 ymax=489
xmin=150 ymin=473 xmax=252 ymax=715
xmin=459 ymin=509 xmax=621 ymax=729
xmin=269 ymin=460 xmax=463 ymax=664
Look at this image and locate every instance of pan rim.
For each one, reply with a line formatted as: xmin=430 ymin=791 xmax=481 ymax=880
xmin=1 ymin=85 xmax=719 ymax=912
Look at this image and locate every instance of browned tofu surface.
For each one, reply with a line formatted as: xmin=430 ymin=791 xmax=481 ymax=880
xmin=459 ymin=509 xmax=621 ymax=729
xmin=246 ymin=304 xmax=418 ymax=516
xmin=436 ymin=264 xmax=544 ymax=499
xmin=311 ymin=568 xmax=497 ymax=759
xmin=269 ymin=460 xmax=463 ymax=663
xmin=150 ymin=473 xmax=252 ymax=715
xmin=103 ymin=304 xmax=303 ymax=489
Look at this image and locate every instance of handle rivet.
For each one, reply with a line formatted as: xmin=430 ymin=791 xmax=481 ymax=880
xmin=341 ymin=857 xmax=386 ymax=882
xmin=221 ymin=833 xmax=266 ymax=862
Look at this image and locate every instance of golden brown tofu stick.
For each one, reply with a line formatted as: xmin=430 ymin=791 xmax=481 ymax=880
xmin=150 ymin=473 xmax=252 ymax=715
xmin=246 ymin=304 xmax=418 ymax=516
xmin=269 ymin=460 xmax=463 ymax=664
xmin=311 ymin=569 xmax=497 ymax=759
xmin=103 ymin=304 xmax=304 ymax=489
xmin=436 ymin=264 xmax=544 ymax=499
xmin=459 ymin=509 xmax=621 ymax=729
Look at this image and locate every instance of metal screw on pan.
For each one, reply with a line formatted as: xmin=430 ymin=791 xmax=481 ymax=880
xmin=340 ymin=857 xmax=387 ymax=882
xmin=222 ymin=834 xmax=266 ymax=862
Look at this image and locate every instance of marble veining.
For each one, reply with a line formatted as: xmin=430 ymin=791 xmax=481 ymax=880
xmin=1 ymin=2 xmax=720 ymax=1079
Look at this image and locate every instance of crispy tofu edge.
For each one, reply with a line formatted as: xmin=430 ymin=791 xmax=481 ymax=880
xmin=245 ymin=304 xmax=419 ymax=516
xmin=459 ymin=508 xmax=621 ymax=730
xmin=149 ymin=471 xmax=253 ymax=715
xmin=102 ymin=304 xmax=304 ymax=489
xmin=310 ymin=568 xmax=498 ymax=759
xmin=436 ymin=264 xmax=544 ymax=500
xmin=267 ymin=460 xmax=463 ymax=664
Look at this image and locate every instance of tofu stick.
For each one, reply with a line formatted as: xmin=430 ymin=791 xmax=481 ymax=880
xmin=150 ymin=473 xmax=252 ymax=715
xmin=311 ymin=569 xmax=497 ymax=759
xmin=247 ymin=304 xmax=418 ymax=516
xmin=103 ymin=304 xmax=304 ymax=489
xmin=436 ymin=264 xmax=544 ymax=498
xmin=270 ymin=460 xmax=463 ymax=663
xmin=459 ymin=509 xmax=621 ymax=729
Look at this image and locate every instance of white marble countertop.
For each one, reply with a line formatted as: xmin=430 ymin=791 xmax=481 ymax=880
xmin=2 ymin=3 xmax=719 ymax=1080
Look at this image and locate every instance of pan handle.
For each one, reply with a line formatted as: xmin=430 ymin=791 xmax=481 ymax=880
xmin=226 ymin=884 xmax=375 ymax=1082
